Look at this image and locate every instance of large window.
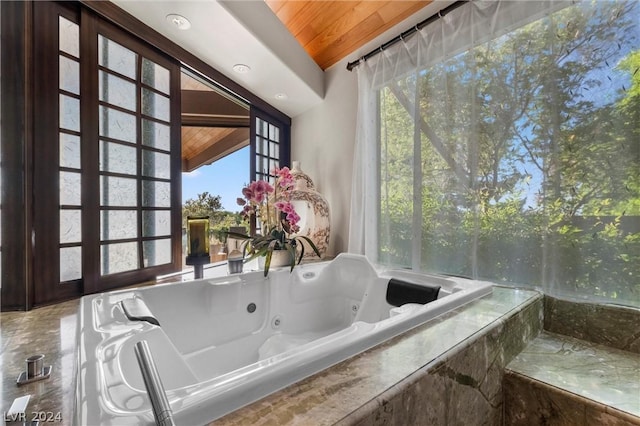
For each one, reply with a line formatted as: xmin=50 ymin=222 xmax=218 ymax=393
xmin=0 ymin=1 xmax=291 ymax=310
xmin=30 ymin=2 xmax=181 ymax=304
xmin=356 ymin=1 xmax=639 ymax=307
xmin=97 ymin=33 xmax=174 ymax=276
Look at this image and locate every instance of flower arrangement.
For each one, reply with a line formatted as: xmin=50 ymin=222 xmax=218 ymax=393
xmin=228 ymin=166 xmax=321 ymax=276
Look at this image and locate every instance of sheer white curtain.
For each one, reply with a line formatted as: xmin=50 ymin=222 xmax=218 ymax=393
xmin=349 ymin=0 xmax=564 ymax=258
xmin=349 ymin=0 xmax=640 ymax=307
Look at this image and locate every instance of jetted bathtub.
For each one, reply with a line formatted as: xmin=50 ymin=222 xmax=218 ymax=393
xmin=75 ymin=254 xmax=492 ymax=425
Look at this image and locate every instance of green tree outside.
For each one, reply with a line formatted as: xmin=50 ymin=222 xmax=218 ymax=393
xmin=378 ymin=1 xmax=639 ymax=305
xmin=182 ymin=192 xmax=244 ymax=247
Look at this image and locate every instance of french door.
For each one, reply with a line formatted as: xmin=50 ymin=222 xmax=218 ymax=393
xmin=250 ymin=107 xmax=291 ymax=234
xmin=32 ymin=2 xmax=181 ymax=305
xmin=250 ymin=107 xmax=290 ymax=181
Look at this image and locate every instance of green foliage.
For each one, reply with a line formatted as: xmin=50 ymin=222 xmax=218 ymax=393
xmin=182 ymin=192 xmax=223 ymax=226
xmin=378 ymin=1 xmax=640 ymax=306
xmin=210 ymin=212 xmax=244 ymax=244
xmin=182 ymin=192 xmax=245 ymax=244
xmin=226 ymin=229 xmax=321 ymax=277
xmin=617 ymin=50 xmax=640 ymax=107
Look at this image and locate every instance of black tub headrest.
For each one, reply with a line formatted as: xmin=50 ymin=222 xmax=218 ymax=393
xmin=385 ymin=278 xmax=440 ymax=307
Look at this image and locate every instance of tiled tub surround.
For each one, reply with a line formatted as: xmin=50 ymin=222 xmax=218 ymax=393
xmin=1 ymin=287 xmax=540 ymax=425
xmin=504 ymin=296 xmax=640 ymax=426
xmin=212 ymin=287 xmax=543 ymax=425
xmin=77 ymin=255 xmax=496 ymax=425
xmin=544 ymin=296 xmax=640 ymax=354
xmin=505 ymin=332 xmax=640 ymax=425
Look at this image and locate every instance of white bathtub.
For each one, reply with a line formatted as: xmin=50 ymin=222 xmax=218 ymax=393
xmin=75 ymin=254 xmax=492 ymax=425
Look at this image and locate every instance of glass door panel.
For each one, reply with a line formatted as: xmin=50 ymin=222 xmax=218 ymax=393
xmin=32 ymin=2 xmax=181 ymax=304
xmin=58 ymin=14 xmax=83 ymax=285
xmin=249 ymin=107 xmax=290 ymax=234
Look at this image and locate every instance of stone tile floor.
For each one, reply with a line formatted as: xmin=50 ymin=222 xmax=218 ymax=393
xmin=1 ymin=299 xmax=79 ymax=425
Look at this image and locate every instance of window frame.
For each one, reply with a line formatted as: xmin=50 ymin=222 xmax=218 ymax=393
xmin=249 ymin=107 xmax=291 ymax=235
xmin=29 ymin=1 xmax=183 ymax=305
xmin=0 ymin=0 xmax=292 ymax=310
xmin=372 ymin=0 xmax=640 ymax=306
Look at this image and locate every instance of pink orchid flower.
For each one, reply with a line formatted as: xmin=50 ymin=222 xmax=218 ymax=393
xmin=253 ymin=180 xmax=274 ymax=195
xmin=286 ymin=211 xmax=300 ymax=226
xmin=241 ymin=187 xmax=253 ymax=200
xmin=273 ymin=167 xmax=294 ymax=189
xmin=274 ymin=201 xmax=295 ymax=214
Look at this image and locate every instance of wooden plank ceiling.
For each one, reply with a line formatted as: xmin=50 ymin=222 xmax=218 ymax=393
xmin=182 ymin=2 xmax=432 ymax=171
xmin=181 ymin=72 xmax=249 ymax=172
xmin=265 ymin=1 xmax=432 ymax=70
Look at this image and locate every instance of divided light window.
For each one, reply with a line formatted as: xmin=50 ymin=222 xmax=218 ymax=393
xmin=97 ymin=35 xmax=173 ymax=276
xmin=376 ymin=1 xmax=639 ymax=306
xmin=32 ymin=2 xmax=180 ymax=305
xmin=58 ymin=16 xmax=83 ymax=283
xmin=251 ymin=109 xmax=290 ymax=234
xmin=254 ymin=117 xmax=281 ymax=183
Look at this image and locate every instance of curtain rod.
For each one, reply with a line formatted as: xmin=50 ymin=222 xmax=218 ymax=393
xmin=346 ymin=0 xmax=467 ymax=71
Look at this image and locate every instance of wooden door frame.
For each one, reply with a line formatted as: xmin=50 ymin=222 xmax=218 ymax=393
xmin=0 ymin=1 xmax=34 ymax=310
xmin=1 ymin=0 xmax=292 ymax=310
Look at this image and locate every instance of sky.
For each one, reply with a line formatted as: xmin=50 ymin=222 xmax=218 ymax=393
xmin=182 ymin=146 xmax=249 ymax=212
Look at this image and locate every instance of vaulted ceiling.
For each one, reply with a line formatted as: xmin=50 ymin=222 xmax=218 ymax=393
xmin=112 ymin=0 xmax=445 ymax=116
xmin=114 ymin=0 xmax=438 ymax=170
xmin=179 ymin=1 xmax=434 ymax=170
xmin=265 ymin=1 xmax=432 ymax=70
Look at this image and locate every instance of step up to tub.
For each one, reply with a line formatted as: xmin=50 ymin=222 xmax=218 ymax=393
xmin=504 ymin=331 xmax=640 ymax=425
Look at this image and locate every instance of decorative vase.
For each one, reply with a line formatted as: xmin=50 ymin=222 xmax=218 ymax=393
xmin=289 ymin=161 xmax=330 ymax=258
xmin=258 ymin=249 xmax=294 ymax=269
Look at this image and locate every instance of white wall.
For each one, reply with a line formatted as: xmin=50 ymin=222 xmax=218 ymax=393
xmin=291 ymin=63 xmax=358 ymax=256
xmin=291 ymin=1 xmax=453 ymax=257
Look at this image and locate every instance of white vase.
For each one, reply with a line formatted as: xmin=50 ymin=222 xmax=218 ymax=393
xmin=289 ymin=161 xmax=330 ymax=258
xmin=259 ymin=249 xmax=294 ymax=269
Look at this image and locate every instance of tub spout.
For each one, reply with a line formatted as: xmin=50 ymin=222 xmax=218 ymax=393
xmin=134 ymin=340 xmax=175 ymax=426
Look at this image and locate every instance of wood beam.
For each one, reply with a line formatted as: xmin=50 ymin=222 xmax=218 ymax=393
xmin=183 ymin=128 xmax=250 ymax=172
xmin=181 ymin=90 xmax=249 ymax=116
xmin=181 ymin=115 xmax=250 ymax=128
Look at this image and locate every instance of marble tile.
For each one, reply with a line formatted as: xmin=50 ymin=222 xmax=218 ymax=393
xmin=505 ymin=371 xmax=590 ymax=425
xmin=339 ymin=294 xmax=544 ymax=426
xmin=211 ymin=288 xmax=542 ymax=425
xmin=1 ymin=299 xmax=79 ymax=425
xmin=504 ymin=371 xmax=640 ymax=426
xmin=545 ymin=296 xmax=640 ymax=354
xmin=3 ymin=287 xmax=543 ymax=426
xmin=506 ymin=331 xmax=640 ymax=419
xmin=1 ymin=312 xmax=26 ymax=355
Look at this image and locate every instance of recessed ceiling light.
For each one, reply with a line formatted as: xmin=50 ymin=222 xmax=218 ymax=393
xmin=232 ymin=64 xmax=251 ymax=74
xmin=275 ymin=93 xmax=288 ymax=100
xmin=166 ymin=14 xmax=191 ymax=30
